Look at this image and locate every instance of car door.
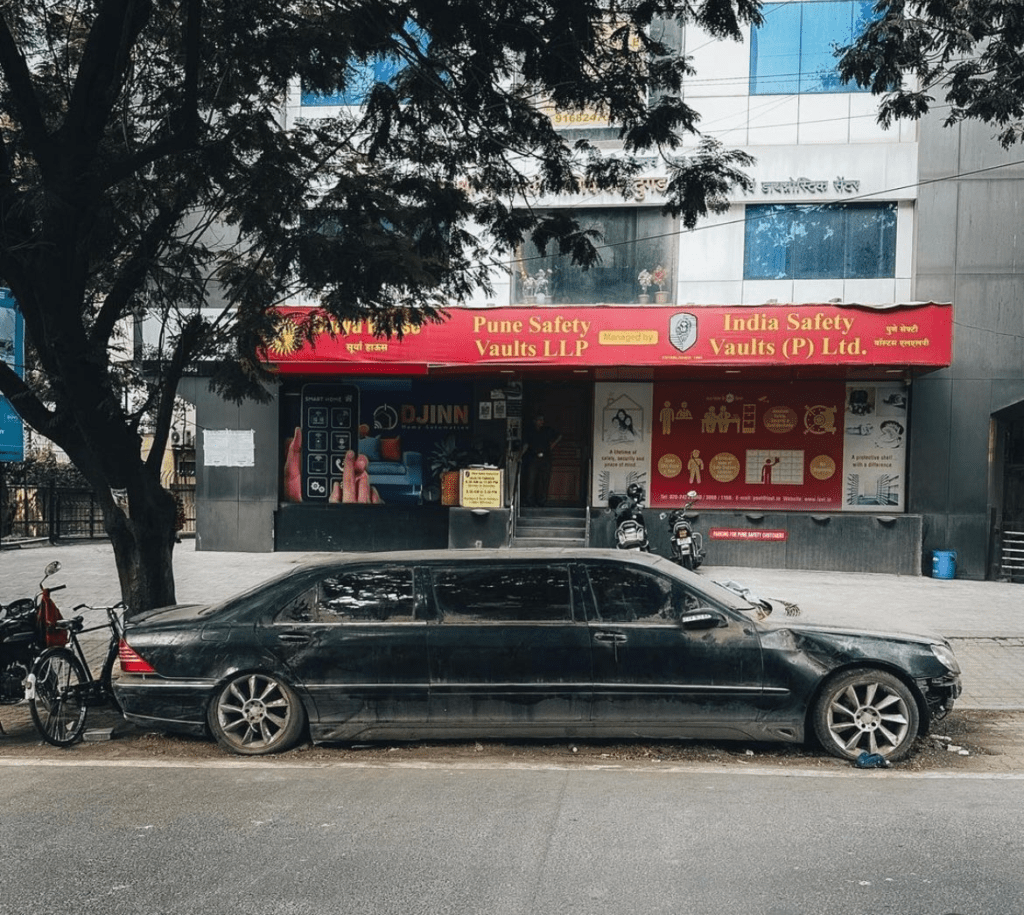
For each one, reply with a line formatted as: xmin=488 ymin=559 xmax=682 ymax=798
xmin=261 ymin=562 xmax=430 ymax=737
xmin=581 ymin=559 xmax=765 ymax=737
xmin=423 ymin=561 xmax=592 ymax=735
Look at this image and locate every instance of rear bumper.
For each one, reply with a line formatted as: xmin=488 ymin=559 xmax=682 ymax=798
xmin=113 ymin=675 xmax=214 ymax=735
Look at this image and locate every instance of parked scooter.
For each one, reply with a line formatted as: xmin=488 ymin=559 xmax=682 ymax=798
xmin=609 ymin=483 xmax=649 ymax=551
xmin=665 ymin=490 xmax=706 ymax=570
xmin=0 ymin=561 xmax=67 ymax=733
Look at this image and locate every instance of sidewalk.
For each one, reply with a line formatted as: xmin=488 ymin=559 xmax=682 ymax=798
xmin=3 ymin=540 xmax=1022 ymax=710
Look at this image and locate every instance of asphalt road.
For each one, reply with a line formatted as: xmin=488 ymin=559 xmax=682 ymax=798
xmin=1 ymin=760 xmax=1021 ymax=915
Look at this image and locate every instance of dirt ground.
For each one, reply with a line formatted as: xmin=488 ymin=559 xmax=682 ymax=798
xmin=2 ymin=705 xmax=1022 ymax=773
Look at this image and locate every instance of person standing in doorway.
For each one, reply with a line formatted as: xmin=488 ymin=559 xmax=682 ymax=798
xmin=521 ymin=414 xmax=562 ymax=507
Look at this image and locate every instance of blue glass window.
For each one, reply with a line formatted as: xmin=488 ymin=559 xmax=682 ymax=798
xmin=743 ymin=203 xmax=897 ymax=280
xmin=750 ymin=1 xmax=875 ymax=95
xmin=302 ymin=29 xmax=428 ymax=107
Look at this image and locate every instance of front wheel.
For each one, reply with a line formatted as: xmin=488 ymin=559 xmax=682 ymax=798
xmin=812 ymin=669 xmax=920 ymax=762
xmin=29 ymin=648 xmax=88 ymax=747
xmin=207 ymin=672 xmax=306 ymax=756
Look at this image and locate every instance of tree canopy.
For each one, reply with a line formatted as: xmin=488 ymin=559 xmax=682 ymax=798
xmin=839 ymin=0 xmax=1024 ymax=147
xmin=0 ymin=0 xmax=760 ymax=610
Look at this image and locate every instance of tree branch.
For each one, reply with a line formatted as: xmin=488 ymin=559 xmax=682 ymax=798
xmin=0 ymin=14 xmax=54 ymax=173
xmin=58 ymin=0 xmax=154 ymax=165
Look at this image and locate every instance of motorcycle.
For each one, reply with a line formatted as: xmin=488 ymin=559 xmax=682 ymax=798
xmin=0 ymin=561 xmax=67 ymax=732
xmin=609 ymin=483 xmax=649 ymax=551
xmin=665 ymin=490 xmax=706 ymax=570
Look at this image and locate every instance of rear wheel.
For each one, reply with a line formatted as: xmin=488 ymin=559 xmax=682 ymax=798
xmin=682 ymin=554 xmax=695 ymax=570
xmin=29 ymin=648 xmax=88 ymax=747
xmin=207 ymin=672 xmax=306 ymax=756
xmin=813 ymin=669 xmax=920 ymax=762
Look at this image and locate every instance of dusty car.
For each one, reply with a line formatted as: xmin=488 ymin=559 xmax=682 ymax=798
xmin=114 ymin=549 xmax=961 ymax=760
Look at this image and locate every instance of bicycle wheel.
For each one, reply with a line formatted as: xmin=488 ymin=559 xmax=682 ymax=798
xmin=29 ymin=648 xmax=88 ymax=747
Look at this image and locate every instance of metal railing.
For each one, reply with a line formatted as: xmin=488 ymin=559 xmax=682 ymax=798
xmin=1 ymin=482 xmax=195 ymax=544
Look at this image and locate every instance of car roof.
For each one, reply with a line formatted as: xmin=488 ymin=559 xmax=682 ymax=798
xmin=290 ymin=547 xmax=683 ymax=573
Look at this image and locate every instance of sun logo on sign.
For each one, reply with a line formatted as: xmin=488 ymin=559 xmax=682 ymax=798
xmin=265 ymin=317 xmax=302 ymax=356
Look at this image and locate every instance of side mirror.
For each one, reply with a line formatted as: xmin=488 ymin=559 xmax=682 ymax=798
xmin=44 ymin=561 xmax=61 ymax=577
xmin=679 ymin=610 xmax=723 ymax=630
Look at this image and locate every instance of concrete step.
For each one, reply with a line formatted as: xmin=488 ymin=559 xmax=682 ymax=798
xmin=516 ymin=516 xmax=587 ymax=531
xmin=510 ymin=536 xmax=588 ymax=548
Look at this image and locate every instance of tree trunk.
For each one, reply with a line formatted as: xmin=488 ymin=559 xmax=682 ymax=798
xmin=103 ymin=470 xmax=179 ymax=617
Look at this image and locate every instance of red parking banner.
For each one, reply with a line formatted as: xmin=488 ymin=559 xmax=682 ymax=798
xmin=709 ymin=529 xmax=788 ymax=541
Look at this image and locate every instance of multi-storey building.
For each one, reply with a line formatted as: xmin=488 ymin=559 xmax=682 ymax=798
xmin=186 ymin=2 xmax=1023 ymax=580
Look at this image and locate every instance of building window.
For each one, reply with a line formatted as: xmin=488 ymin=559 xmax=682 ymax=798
xmin=749 ymin=1 xmax=875 ymax=95
xmin=301 ymin=28 xmax=427 ymax=107
xmin=743 ymin=203 xmax=897 ymax=280
xmin=513 ymin=208 xmax=678 ymax=305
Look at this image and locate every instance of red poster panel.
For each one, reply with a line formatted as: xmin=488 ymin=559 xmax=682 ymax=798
xmin=650 ymin=381 xmax=846 ymax=510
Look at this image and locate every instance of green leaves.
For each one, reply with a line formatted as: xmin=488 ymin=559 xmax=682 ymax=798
xmin=838 ymin=0 xmax=1024 ymax=147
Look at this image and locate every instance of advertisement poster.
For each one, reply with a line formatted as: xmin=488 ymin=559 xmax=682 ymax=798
xmin=842 ymin=382 xmax=908 ymax=511
xmin=0 ymin=289 xmax=24 ymax=461
xmin=591 ymin=382 xmax=653 ymax=505
xmin=281 ymin=378 xmax=476 ymax=505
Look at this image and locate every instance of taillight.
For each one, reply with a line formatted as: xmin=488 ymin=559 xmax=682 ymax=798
xmin=118 ymin=638 xmax=157 ymax=674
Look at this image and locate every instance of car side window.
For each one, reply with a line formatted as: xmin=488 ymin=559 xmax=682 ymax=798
xmin=431 ymin=565 xmax=573 ymax=622
xmin=276 ymin=566 xmax=416 ymax=623
xmin=586 ymin=565 xmax=688 ymax=623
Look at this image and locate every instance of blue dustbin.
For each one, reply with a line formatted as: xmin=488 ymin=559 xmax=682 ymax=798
xmin=932 ymin=550 xmax=957 ymax=579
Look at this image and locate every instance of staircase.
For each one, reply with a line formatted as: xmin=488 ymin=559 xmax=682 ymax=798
xmin=511 ymin=507 xmax=588 ymax=548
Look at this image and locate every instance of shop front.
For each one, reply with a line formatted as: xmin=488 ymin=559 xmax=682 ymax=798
xmin=262 ymin=301 xmax=952 ymax=572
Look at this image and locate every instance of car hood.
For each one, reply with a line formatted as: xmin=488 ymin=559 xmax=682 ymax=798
xmin=759 ymin=616 xmax=942 ymax=647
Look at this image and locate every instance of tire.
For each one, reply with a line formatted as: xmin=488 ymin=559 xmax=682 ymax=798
xmin=682 ymin=554 xmax=695 ymax=571
xmin=812 ymin=668 xmax=920 ymax=762
xmin=207 ymin=672 xmax=306 ymax=756
xmin=29 ymin=648 xmax=88 ymax=747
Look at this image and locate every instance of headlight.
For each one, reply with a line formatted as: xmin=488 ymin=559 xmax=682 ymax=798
xmin=930 ymin=642 xmax=961 ymax=675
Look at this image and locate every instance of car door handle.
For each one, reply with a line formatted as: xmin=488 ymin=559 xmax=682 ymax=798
xmin=277 ymin=630 xmax=313 ymax=644
xmin=593 ymin=630 xmax=627 ymax=644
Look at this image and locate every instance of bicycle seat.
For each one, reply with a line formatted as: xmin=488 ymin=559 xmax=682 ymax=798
xmin=54 ymin=616 xmax=85 ymax=632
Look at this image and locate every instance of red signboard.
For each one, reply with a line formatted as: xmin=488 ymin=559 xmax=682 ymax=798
xmin=266 ymin=303 xmax=952 ymax=372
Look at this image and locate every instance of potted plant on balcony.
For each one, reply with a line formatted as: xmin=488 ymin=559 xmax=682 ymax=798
xmin=637 ymin=269 xmax=653 ymax=304
xmin=652 ymin=264 xmax=669 ymax=303
xmin=528 ymin=268 xmax=550 ymax=304
xmin=522 ymin=273 xmax=537 ymax=304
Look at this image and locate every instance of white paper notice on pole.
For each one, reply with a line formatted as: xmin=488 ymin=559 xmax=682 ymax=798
xmin=204 ymin=429 xmax=255 ymax=467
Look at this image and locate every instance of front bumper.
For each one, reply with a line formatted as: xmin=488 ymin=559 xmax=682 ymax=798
xmin=919 ymin=673 xmax=962 ymax=720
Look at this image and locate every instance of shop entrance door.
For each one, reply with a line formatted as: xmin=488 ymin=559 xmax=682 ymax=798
xmin=523 ymin=382 xmax=591 ymax=507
